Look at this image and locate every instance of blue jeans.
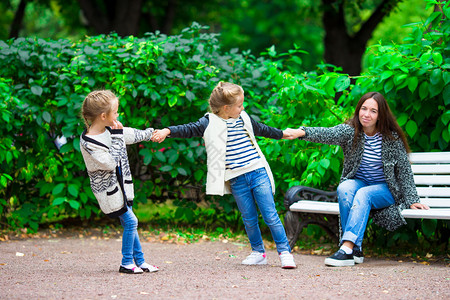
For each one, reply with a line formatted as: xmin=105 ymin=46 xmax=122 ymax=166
xmin=118 ymin=205 xmax=145 ymax=266
xmin=337 ymin=179 xmax=395 ymax=248
xmin=229 ymin=168 xmax=291 ymax=254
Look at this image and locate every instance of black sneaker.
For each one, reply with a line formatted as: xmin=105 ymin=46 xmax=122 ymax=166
xmin=353 ymin=248 xmax=364 ymax=264
xmin=324 ymin=249 xmax=355 ymax=267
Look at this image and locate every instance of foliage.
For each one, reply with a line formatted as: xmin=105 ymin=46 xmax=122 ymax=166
xmin=0 ymin=1 xmax=448 ymax=252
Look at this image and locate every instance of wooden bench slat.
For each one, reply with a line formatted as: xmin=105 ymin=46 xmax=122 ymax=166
xmin=401 ymin=209 xmax=450 ymax=219
xmin=420 ymin=198 xmax=450 ymax=207
xmin=290 ymin=200 xmax=450 ymax=217
xmin=417 ymin=187 xmax=450 ymax=197
xmin=409 ymin=152 xmax=450 ymax=163
xmin=414 ymin=175 xmax=450 ymax=185
xmin=290 ymin=201 xmax=339 ymax=214
xmin=411 ymin=164 xmax=450 ymax=174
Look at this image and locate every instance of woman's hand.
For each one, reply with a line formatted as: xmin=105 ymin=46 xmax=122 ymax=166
xmin=410 ymin=203 xmax=429 ymax=210
xmin=152 ymin=128 xmax=170 ymax=143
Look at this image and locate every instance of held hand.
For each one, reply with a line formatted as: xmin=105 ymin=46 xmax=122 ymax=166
xmin=410 ymin=203 xmax=430 ymax=210
xmin=152 ymin=128 xmax=170 ymax=143
xmin=282 ymin=128 xmax=305 ymax=139
xmin=112 ymin=120 xmax=124 ymax=129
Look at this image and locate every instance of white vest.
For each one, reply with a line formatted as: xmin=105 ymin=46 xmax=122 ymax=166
xmin=203 ymin=111 xmax=276 ymax=195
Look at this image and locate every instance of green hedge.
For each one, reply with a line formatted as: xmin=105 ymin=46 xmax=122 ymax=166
xmin=0 ymin=2 xmax=449 ymax=251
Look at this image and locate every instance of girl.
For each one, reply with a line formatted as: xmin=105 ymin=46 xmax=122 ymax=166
xmin=152 ymin=82 xmax=297 ymax=269
xmin=80 ymin=90 xmax=159 ymax=274
xmin=285 ymin=92 xmax=428 ymax=267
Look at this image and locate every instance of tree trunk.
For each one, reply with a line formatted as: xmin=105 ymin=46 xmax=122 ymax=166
xmin=78 ymin=0 xmax=143 ymax=36
xmin=9 ymin=0 xmax=28 ymax=39
xmin=322 ymin=0 xmax=400 ymax=76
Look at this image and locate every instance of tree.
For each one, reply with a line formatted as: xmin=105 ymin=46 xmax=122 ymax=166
xmin=321 ymin=0 xmax=403 ymax=75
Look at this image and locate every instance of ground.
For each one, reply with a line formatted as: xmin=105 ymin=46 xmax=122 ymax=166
xmin=1 ymin=229 xmax=449 ymax=299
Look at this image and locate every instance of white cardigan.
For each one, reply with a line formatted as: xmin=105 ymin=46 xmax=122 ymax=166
xmin=203 ymin=111 xmax=276 ymax=196
xmin=80 ymin=126 xmax=153 ymax=218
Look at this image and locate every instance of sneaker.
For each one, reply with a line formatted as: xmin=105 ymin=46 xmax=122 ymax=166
xmin=279 ymin=251 xmax=296 ymax=269
xmin=324 ymin=249 xmax=355 ymax=267
xmin=119 ymin=264 xmax=144 ymax=274
xmin=242 ymin=251 xmax=267 ymax=265
xmin=139 ymin=262 xmax=159 ymax=273
xmin=353 ymin=248 xmax=364 ymax=264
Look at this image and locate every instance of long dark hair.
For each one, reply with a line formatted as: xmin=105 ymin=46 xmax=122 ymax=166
xmin=346 ymin=92 xmax=410 ymax=152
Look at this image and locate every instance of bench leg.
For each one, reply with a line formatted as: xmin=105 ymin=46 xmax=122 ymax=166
xmin=284 ymin=211 xmax=302 ymax=249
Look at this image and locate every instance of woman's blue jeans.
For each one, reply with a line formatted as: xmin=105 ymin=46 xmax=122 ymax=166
xmin=337 ymin=179 xmax=395 ymax=248
xmin=118 ymin=205 xmax=145 ymax=266
xmin=229 ymin=167 xmax=291 ymax=254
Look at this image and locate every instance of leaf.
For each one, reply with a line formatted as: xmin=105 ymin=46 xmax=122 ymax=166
xmin=396 ymin=113 xmax=408 ymax=127
xmin=42 ymin=111 xmax=52 ymax=123
xmin=177 ymin=167 xmax=187 ymax=176
xmin=160 ymin=165 xmax=173 ymax=172
xmin=441 ymin=111 xmax=450 ymax=126
xmin=155 ymin=151 xmax=166 ymax=162
xmin=68 ymin=200 xmax=80 ymax=210
xmin=419 ymin=82 xmax=429 ymax=99
xmin=185 ymin=90 xmax=195 ymax=101
xmin=444 ymin=85 xmax=450 ymax=106
xmin=31 ymin=86 xmax=43 ymax=96
xmin=168 ymin=96 xmax=177 ymax=107
xmin=430 ymin=69 xmax=442 ymax=86
xmin=52 ymin=197 xmax=66 ymax=206
xmin=68 ymin=184 xmax=79 ymax=198
xmin=432 ymin=53 xmax=443 ymax=66
xmin=52 ymin=183 xmax=65 ymax=196
xmin=405 ymin=120 xmax=418 ymax=138
xmin=319 ymin=159 xmax=330 ymax=169
xmin=334 ymin=76 xmax=350 ymax=92
xmin=407 ymin=77 xmax=419 ymax=93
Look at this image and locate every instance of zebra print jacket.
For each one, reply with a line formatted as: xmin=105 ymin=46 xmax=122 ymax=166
xmin=80 ymin=126 xmax=153 ymax=218
xmin=301 ymin=123 xmax=420 ymax=231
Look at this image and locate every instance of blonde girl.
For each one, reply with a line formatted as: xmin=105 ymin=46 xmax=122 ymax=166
xmin=152 ymin=82 xmax=297 ymax=269
xmin=80 ymin=90 xmax=158 ymax=274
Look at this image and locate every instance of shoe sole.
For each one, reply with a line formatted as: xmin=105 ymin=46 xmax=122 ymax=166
xmin=281 ymin=265 xmax=297 ymax=269
xmin=354 ymin=256 xmax=364 ymax=264
xmin=119 ymin=268 xmax=143 ymax=274
xmin=242 ymin=259 xmax=268 ymax=265
xmin=324 ymin=258 xmax=355 ymax=267
xmin=142 ymin=268 xmax=159 ymax=273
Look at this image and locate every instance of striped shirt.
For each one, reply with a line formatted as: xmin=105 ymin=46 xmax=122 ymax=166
xmin=354 ymin=132 xmax=385 ymax=183
xmin=225 ymin=117 xmax=261 ymax=170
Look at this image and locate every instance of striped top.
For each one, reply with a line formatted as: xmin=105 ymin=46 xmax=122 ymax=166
xmin=225 ymin=117 xmax=261 ymax=170
xmin=354 ymin=132 xmax=385 ymax=183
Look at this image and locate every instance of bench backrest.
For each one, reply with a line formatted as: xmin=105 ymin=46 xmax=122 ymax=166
xmin=409 ymin=152 xmax=450 ymax=208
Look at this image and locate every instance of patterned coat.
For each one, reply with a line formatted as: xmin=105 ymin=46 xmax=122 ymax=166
xmin=80 ymin=127 xmax=153 ymax=218
xmin=301 ymin=123 xmax=420 ymax=231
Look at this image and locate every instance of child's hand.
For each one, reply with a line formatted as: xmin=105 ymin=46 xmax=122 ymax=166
xmin=112 ymin=120 xmax=124 ymax=129
xmin=152 ymin=128 xmax=170 ymax=143
xmin=282 ymin=128 xmax=304 ymax=139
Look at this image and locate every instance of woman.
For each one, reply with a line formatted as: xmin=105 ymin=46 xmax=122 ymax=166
xmin=287 ymin=92 xmax=429 ymax=267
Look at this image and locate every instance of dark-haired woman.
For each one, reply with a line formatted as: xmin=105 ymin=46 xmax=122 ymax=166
xmin=286 ymin=92 xmax=429 ymax=267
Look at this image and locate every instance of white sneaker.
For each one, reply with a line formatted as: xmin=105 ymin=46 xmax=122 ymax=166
xmin=139 ymin=262 xmax=159 ymax=272
xmin=279 ymin=251 xmax=296 ymax=269
xmin=242 ymin=251 xmax=267 ymax=265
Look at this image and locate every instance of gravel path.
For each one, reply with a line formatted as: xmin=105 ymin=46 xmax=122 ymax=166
xmin=1 ymin=235 xmax=449 ymax=299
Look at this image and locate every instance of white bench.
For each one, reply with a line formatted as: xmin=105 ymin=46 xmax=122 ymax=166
xmin=283 ymin=152 xmax=450 ymax=248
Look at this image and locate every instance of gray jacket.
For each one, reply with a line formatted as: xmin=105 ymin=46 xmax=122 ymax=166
xmin=301 ymin=123 xmax=420 ymax=231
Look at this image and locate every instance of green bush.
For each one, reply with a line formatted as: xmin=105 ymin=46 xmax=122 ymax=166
xmin=0 ymin=1 xmax=448 ymax=253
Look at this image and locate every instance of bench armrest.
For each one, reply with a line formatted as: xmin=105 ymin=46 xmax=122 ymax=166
xmin=284 ymin=185 xmax=338 ymax=210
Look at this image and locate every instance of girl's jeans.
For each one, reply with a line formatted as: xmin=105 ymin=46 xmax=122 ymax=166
xmin=118 ymin=205 xmax=145 ymax=266
xmin=229 ymin=167 xmax=291 ymax=254
xmin=337 ymin=179 xmax=395 ymax=248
